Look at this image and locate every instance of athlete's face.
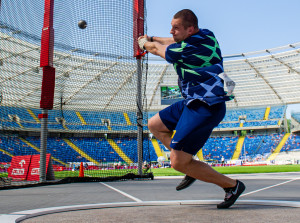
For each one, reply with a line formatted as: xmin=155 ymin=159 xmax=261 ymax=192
xmin=170 ymin=18 xmax=194 ymax=42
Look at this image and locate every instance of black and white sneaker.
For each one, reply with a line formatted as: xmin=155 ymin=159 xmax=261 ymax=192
xmin=176 ymin=175 xmax=196 ymax=191
xmin=217 ymin=180 xmax=245 ymax=209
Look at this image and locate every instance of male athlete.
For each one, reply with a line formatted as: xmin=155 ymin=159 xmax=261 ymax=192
xmin=138 ymin=9 xmax=245 ymax=209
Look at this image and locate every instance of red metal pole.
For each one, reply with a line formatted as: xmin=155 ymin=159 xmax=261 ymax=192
xmin=40 ymin=0 xmax=55 ymax=110
xmin=133 ymin=0 xmax=144 ymax=58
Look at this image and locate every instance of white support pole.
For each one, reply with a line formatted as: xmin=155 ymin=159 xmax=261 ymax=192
xmin=39 ymin=109 xmax=48 ymax=182
xmin=136 ymin=58 xmax=143 ymax=175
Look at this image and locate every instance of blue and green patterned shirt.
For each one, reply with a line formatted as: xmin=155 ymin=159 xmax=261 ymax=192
xmin=165 ymin=29 xmax=232 ymax=106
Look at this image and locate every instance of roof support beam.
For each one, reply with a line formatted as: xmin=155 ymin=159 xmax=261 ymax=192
xmin=0 ymin=46 xmax=40 ymax=62
xmin=244 ymin=59 xmax=284 ymax=104
xmin=63 ymin=60 xmax=115 ymax=105
xmin=11 ymin=54 xmax=74 ymax=106
xmin=103 ymin=68 xmax=137 ymax=110
xmin=266 ymin=49 xmax=300 ymax=76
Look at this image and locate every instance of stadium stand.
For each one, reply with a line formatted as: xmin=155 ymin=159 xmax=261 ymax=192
xmin=0 ymin=131 xmax=299 ymax=167
xmin=222 ymin=107 xmax=266 ymax=122
xmin=281 ymin=134 xmax=300 ymax=152
xmin=25 ymin=136 xmax=87 ymax=164
xmin=243 ymin=120 xmax=279 ymax=127
xmin=113 ymin=137 xmax=158 ymax=163
xmin=0 ymin=105 xmax=286 ymax=131
xmin=0 ymin=152 xmax=12 ymax=163
xmin=0 ymin=136 xmax=39 ymax=158
xmin=0 ymin=136 xmax=159 ymax=164
xmin=202 ymin=136 xmax=238 ymax=161
xmin=268 ymin=106 xmax=286 ymax=119
xmin=67 ymin=137 xmax=120 ymax=163
xmin=242 ymin=134 xmax=284 ymax=161
xmin=0 ymin=102 xmax=291 ymax=166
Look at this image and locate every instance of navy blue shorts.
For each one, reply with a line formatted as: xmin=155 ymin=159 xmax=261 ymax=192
xmin=159 ymin=100 xmax=226 ymax=155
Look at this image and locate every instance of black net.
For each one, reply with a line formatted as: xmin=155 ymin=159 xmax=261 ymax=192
xmin=0 ymin=0 xmax=154 ymax=188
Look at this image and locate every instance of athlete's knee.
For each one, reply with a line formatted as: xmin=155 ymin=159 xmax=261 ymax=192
xmin=147 ymin=116 xmax=156 ymax=132
xmin=171 ymin=158 xmax=190 ymax=172
xmin=148 ymin=114 xmax=169 ymax=134
xmin=170 ymin=151 xmax=192 ymax=172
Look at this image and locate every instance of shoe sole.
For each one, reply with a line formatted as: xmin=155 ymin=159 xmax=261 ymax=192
xmin=217 ymin=181 xmax=246 ymax=209
xmin=176 ymin=177 xmax=196 ymax=191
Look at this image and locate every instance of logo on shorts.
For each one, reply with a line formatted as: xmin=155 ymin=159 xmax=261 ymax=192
xmin=171 ymin=140 xmax=179 ymax=144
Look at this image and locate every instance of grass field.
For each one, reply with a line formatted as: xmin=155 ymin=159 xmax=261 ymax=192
xmin=54 ymin=164 xmax=300 ymax=178
xmin=54 ymin=169 xmax=139 ymax=179
xmin=150 ymin=165 xmax=300 ymax=176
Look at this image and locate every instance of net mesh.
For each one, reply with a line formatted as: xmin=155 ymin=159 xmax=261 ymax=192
xmin=0 ymin=0 xmax=153 ymax=188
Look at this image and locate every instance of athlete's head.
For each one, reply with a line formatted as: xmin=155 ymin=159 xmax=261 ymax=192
xmin=170 ymin=9 xmax=199 ymax=42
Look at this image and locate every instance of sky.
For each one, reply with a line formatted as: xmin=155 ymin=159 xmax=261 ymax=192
xmin=146 ymin=0 xmax=300 ymax=118
xmin=146 ymin=0 xmax=300 ymax=56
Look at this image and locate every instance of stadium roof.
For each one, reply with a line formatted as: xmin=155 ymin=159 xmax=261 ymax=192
xmin=144 ymin=42 xmax=300 ymax=110
xmin=1 ymin=31 xmax=300 ymax=111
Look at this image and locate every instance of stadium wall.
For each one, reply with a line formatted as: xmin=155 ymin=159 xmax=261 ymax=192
xmin=291 ymin=116 xmax=300 ymax=133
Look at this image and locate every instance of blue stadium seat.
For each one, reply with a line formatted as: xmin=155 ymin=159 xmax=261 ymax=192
xmin=143 ymin=139 xmax=158 ymax=162
xmin=0 ymin=152 xmax=12 ymax=163
xmin=80 ymin=111 xmax=127 ymax=125
xmin=68 ymin=137 xmax=121 ymax=163
xmin=0 ymin=107 xmax=35 ymax=122
xmin=242 ymin=134 xmax=284 ymax=160
xmin=223 ymin=107 xmax=265 ymax=122
xmin=268 ymin=105 xmax=286 ymax=119
xmin=243 ymin=120 xmax=278 ymax=127
xmin=26 ymin=136 xmax=88 ymax=163
xmin=202 ymin=136 xmax=238 ymax=161
xmin=0 ymin=136 xmax=39 ymax=157
xmin=217 ymin=122 xmax=240 ymax=128
xmin=66 ymin=124 xmax=108 ymax=131
xmin=281 ymin=134 xmax=300 ymax=152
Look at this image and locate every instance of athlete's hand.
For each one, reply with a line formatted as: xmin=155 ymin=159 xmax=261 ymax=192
xmin=138 ymin=36 xmax=148 ymax=50
xmin=138 ymin=35 xmax=151 ymax=41
xmin=138 ymin=35 xmax=167 ymax=59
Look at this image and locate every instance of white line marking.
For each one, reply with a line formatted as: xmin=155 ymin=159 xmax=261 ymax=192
xmin=4 ymin=200 xmax=300 ymax=223
xmin=241 ymin=178 xmax=300 ymax=197
xmin=0 ymin=214 xmax=26 ymax=223
xmin=100 ymin=182 xmax=142 ymax=202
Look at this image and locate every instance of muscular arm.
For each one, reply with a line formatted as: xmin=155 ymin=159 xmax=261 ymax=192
xmin=143 ymin=41 xmax=168 ymax=59
xmin=144 ymin=34 xmax=175 ymax=45
xmin=152 ymin=36 xmax=175 ymax=45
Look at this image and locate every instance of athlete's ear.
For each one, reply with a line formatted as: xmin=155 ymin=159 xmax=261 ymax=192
xmin=187 ymin=26 xmax=194 ymax=35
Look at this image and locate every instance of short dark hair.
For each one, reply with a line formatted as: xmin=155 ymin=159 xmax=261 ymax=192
xmin=174 ymin=9 xmax=199 ymax=30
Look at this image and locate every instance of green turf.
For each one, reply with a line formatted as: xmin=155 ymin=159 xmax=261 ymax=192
xmin=150 ymin=164 xmax=300 ymax=176
xmin=54 ymin=169 xmax=138 ymax=179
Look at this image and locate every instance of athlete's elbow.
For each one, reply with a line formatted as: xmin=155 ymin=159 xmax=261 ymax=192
xmin=144 ymin=46 xmax=165 ymax=59
xmin=151 ymin=48 xmax=159 ymax=56
xmin=151 ymin=48 xmax=165 ymax=59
